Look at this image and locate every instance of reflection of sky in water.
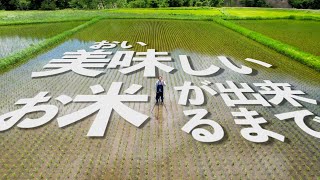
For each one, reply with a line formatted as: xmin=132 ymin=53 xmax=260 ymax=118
xmin=1 ymin=39 xmax=319 ymax=150
xmin=0 ymin=21 xmax=82 ymax=58
xmin=0 ymin=38 xmax=319 ymax=178
xmin=0 ymin=19 xmax=319 ymax=179
xmin=0 ymin=36 xmax=43 ymax=58
xmin=1 ymin=38 xmax=319 ymax=117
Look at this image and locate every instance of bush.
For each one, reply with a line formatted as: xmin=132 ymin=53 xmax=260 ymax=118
xmin=240 ymin=0 xmax=270 ymax=7
xmin=195 ymin=1 xmax=202 ymax=6
xmin=40 ymin=0 xmax=57 ymax=10
xmin=208 ymin=0 xmax=224 ymax=6
xmin=17 ymin=0 xmax=31 ymax=10
xmin=69 ymin=0 xmax=99 ymax=9
xmin=0 ymin=0 xmax=17 ymax=10
xmin=115 ymin=0 xmax=128 ymax=8
xmin=168 ymin=0 xmax=183 ymax=7
xmin=289 ymin=0 xmax=320 ymax=9
xmin=128 ymin=0 xmax=147 ymax=8
xmin=158 ymin=0 xmax=169 ymax=7
xmin=148 ymin=0 xmax=159 ymax=7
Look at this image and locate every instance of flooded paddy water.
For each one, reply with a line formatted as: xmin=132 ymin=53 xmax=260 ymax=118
xmin=0 ymin=19 xmax=319 ymax=179
xmin=0 ymin=21 xmax=83 ymax=58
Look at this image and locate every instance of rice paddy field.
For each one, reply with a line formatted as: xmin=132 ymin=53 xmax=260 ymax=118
xmin=0 ymin=22 xmax=83 ymax=58
xmin=0 ymin=8 xmax=319 ymax=179
xmin=233 ymin=19 xmax=320 ymax=56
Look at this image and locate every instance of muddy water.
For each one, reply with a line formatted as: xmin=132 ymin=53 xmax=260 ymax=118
xmin=0 ymin=19 xmax=319 ymax=179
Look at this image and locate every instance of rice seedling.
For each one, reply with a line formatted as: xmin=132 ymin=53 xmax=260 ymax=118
xmin=0 ymin=9 xmax=319 ymax=179
xmin=214 ymin=18 xmax=320 ymax=71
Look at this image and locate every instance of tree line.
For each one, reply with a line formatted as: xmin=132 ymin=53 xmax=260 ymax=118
xmin=0 ymin=0 xmax=318 ymax=10
xmin=0 ymin=0 xmax=224 ymax=9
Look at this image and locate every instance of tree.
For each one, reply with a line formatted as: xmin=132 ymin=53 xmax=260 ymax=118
xmin=69 ymin=0 xmax=99 ymax=9
xmin=182 ymin=0 xmax=194 ymax=6
xmin=16 ymin=0 xmax=31 ymax=10
xmin=208 ymin=0 xmax=224 ymax=6
xmin=148 ymin=0 xmax=159 ymax=7
xmin=56 ymin=0 xmax=71 ymax=9
xmin=195 ymin=1 xmax=202 ymax=6
xmin=115 ymin=0 xmax=128 ymax=8
xmin=128 ymin=0 xmax=147 ymax=7
xmin=158 ymin=0 xmax=169 ymax=7
xmin=0 ymin=0 xmax=18 ymax=10
xmin=240 ymin=0 xmax=269 ymax=7
xmin=168 ymin=0 xmax=183 ymax=7
xmin=289 ymin=0 xmax=319 ymax=9
xmin=29 ymin=0 xmax=43 ymax=9
xmin=40 ymin=0 xmax=57 ymax=10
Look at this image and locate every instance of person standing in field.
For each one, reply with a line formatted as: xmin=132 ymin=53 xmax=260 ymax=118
xmin=155 ymin=76 xmax=166 ymax=104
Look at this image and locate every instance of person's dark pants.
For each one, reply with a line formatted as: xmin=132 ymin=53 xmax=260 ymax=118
xmin=156 ymin=92 xmax=164 ymax=103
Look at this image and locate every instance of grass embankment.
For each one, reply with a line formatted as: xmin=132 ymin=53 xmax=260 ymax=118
xmin=0 ymin=17 xmax=102 ymax=73
xmin=214 ymin=18 xmax=320 ymax=71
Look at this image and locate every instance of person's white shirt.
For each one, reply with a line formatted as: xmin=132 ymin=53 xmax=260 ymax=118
xmin=155 ymin=80 xmax=166 ymax=87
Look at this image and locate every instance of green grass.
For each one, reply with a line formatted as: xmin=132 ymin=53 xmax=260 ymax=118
xmin=0 ymin=8 xmax=221 ymax=26
xmin=233 ymin=19 xmax=320 ymax=56
xmin=108 ymin=7 xmax=222 ymax=16
xmin=0 ymin=10 xmax=95 ymax=25
xmin=220 ymin=7 xmax=320 ymax=21
xmin=0 ymin=17 xmax=101 ymax=73
xmin=0 ymin=21 xmax=83 ymax=38
xmin=214 ymin=18 xmax=320 ymax=71
xmin=1 ymin=8 xmax=319 ymax=26
xmin=224 ymin=7 xmax=320 ymax=18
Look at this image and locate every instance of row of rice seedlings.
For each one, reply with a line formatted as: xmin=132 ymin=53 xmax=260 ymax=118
xmin=214 ymin=18 xmax=320 ymax=71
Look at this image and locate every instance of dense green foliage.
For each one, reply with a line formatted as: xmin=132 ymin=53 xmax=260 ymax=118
xmin=1 ymin=0 xmax=320 ymax=9
xmin=0 ymin=0 xmax=224 ymax=10
xmin=289 ymin=0 xmax=320 ymax=9
xmin=239 ymin=0 xmax=269 ymax=7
